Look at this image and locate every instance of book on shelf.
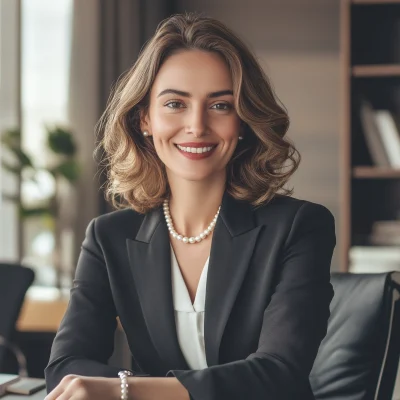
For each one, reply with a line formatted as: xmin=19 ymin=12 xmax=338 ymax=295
xmin=369 ymin=220 xmax=400 ymax=246
xmin=359 ymin=99 xmax=400 ymax=168
xmin=369 ymin=234 xmax=400 ymax=246
xmin=349 ymin=246 xmax=400 ymax=273
xmin=372 ymin=220 xmax=400 ymax=234
xmin=360 ymin=100 xmax=391 ymax=167
xmin=374 ymin=110 xmax=400 ymax=168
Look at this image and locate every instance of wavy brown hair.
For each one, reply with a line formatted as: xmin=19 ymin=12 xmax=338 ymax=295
xmin=95 ymin=12 xmax=300 ymax=214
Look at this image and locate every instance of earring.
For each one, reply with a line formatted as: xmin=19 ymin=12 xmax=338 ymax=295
xmin=238 ymin=136 xmax=243 ymax=140
xmin=143 ymin=131 xmax=149 ymax=137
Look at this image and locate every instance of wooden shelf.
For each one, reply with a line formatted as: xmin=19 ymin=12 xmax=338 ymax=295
xmin=353 ymin=166 xmax=400 ymax=178
xmin=352 ymin=0 xmax=400 ymax=4
xmin=352 ymin=64 xmax=400 ymax=77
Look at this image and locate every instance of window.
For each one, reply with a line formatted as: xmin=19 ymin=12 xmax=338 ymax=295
xmin=0 ymin=0 xmax=20 ymax=262
xmin=0 ymin=0 xmax=73 ymax=286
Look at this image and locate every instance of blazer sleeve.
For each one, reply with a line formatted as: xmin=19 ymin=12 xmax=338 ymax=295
xmin=166 ymin=202 xmax=336 ymax=400
xmin=44 ymin=218 xmax=138 ymax=392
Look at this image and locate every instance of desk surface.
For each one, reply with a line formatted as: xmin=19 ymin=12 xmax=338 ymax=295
xmin=2 ymin=389 xmax=46 ymax=400
xmin=17 ymin=288 xmax=122 ymax=332
xmin=17 ymin=287 xmax=70 ymax=332
xmin=17 ymin=298 xmax=69 ymax=332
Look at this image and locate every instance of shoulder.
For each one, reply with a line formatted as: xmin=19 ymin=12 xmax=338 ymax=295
xmin=250 ymin=195 xmax=336 ymax=255
xmin=253 ymin=194 xmax=335 ymax=232
xmin=87 ymin=207 xmax=145 ymax=240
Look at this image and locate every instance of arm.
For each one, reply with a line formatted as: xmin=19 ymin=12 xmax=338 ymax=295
xmin=165 ymin=202 xmax=336 ymax=400
xmin=127 ymin=377 xmax=190 ymax=400
xmin=45 ymin=218 xmax=134 ymax=392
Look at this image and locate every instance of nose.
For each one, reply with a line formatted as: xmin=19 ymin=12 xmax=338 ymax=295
xmin=186 ymin=105 xmax=207 ymax=137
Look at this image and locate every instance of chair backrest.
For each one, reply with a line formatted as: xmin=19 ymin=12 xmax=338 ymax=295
xmin=310 ymin=272 xmax=400 ymax=400
xmin=0 ymin=263 xmax=34 ymax=370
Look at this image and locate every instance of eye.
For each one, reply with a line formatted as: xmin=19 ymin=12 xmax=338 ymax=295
xmin=211 ymin=103 xmax=232 ymax=111
xmin=165 ymin=101 xmax=185 ymax=109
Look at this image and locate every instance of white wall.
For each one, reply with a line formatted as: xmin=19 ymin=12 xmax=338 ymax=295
xmin=176 ymin=0 xmax=341 ymax=270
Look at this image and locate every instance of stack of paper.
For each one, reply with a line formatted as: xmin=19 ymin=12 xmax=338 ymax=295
xmin=349 ymin=246 xmax=400 ymax=273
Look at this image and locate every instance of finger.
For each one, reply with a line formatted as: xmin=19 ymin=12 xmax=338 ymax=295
xmin=44 ymin=375 xmax=78 ymax=400
xmin=44 ymin=381 xmax=67 ymax=400
xmin=44 ymin=385 xmax=64 ymax=400
xmin=56 ymin=384 xmax=86 ymax=400
xmin=55 ymin=392 xmax=73 ymax=400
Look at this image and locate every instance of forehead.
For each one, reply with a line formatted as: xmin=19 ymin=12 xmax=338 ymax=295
xmin=151 ymin=49 xmax=233 ymax=96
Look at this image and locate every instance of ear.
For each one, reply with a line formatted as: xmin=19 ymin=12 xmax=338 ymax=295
xmin=139 ymin=107 xmax=150 ymax=133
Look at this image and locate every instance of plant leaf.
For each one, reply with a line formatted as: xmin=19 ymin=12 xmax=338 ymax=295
xmin=1 ymin=128 xmax=21 ymax=148
xmin=1 ymin=193 xmax=19 ymax=202
xmin=1 ymin=161 xmax=21 ymax=174
xmin=12 ymin=148 xmax=34 ymax=168
xmin=19 ymin=205 xmax=53 ymax=219
xmin=47 ymin=127 xmax=76 ymax=156
xmin=52 ymin=160 xmax=80 ymax=182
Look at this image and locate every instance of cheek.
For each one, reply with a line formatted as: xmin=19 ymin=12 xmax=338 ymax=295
xmin=150 ymin=109 xmax=180 ymax=138
xmin=217 ymin=119 xmax=241 ymax=142
xmin=149 ymin=115 xmax=177 ymax=158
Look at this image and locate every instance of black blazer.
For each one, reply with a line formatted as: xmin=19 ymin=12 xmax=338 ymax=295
xmin=45 ymin=193 xmax=336 ymax=400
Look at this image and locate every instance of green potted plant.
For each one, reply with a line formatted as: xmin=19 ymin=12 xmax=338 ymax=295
xmin=1 ymin=126 xmax=81 ymax=289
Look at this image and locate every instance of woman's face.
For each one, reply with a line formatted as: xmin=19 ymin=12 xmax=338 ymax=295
xmin=141 ymin=49 xmax=241 ymax=183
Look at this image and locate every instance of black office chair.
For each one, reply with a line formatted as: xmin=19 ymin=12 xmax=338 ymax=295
xmin=0 ymin=263 xmax=35 ymax=373
xmin=310 ymin=271 xmax=400 ymax=400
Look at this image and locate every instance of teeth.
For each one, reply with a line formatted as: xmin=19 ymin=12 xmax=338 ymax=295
xmin=176 ymin=145 xmax=214 ymax=153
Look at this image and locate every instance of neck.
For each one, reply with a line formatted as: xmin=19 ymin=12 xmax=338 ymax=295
xmin=166 ymin=171 xmax=225 ymax=238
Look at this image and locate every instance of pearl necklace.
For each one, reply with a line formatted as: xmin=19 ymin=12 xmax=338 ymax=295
xmin=163 ymin=199 xmax=220 ymax=244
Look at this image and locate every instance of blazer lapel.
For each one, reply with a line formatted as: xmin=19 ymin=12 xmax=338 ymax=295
xmin=205 ymin=193 xmax=262 ymax=366
xmin=126 ymin=207 xmax=190 ymax=371
xmin=126 ymin=193 xmax=263 ymax=371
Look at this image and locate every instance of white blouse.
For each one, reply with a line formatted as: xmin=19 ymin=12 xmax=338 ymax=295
xmin=170 ymin=245 xmax=209 ymax=370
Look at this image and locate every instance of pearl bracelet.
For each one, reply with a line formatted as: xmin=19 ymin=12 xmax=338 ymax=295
xmin=118 ymin=370 xmax=134 ymax=400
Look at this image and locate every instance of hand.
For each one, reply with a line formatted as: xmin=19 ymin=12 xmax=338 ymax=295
xmin=44 ymin=374 xmax=120 ymax=400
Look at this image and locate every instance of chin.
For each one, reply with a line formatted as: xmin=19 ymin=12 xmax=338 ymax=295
xmin=178 ymin=173 xmax=215 ymax=182
xmin=170 ymin=167 xmax=219 ymax=183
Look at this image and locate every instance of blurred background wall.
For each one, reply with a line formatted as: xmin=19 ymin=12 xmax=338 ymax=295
xmin=0 ymin=0 xmax=341 ymax=378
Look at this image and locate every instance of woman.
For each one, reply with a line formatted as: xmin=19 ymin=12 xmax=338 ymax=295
xmin=45 ymin=12 xmax=336 ymax=400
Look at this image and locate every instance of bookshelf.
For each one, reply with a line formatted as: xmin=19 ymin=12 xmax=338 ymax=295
xmin=352 ymin=166 xmax=400 ymax=178
xmin=341 ymin=0 xmax=400 ymax=271
xmin=352 ymin=64 xmax=400 ymax=77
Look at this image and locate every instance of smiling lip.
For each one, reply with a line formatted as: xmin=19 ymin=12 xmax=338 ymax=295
xmin=175 ymin=142 xmax=217 ymax=147
xmin=174 ymin=142 xmax=218 ymax=160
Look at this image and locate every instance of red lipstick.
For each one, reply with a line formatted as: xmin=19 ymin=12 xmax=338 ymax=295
xmin=175 ymin=142 xmax=217 ymax=147
xmin=174 ymin=142 xmax=218 ymax=160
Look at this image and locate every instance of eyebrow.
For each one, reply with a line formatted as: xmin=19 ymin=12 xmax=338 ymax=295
xmin=157 ymin=89 xmax=233 ymax=98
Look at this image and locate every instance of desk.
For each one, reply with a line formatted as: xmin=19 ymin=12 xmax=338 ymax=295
xmin=2 ymin=389 xmax=46 ymax=400
xmin=17 ymin=287 xmax=123 ymax=332
xmin=17 ymin=287 xmax=69 ymax=332
xmin=17 ymin=299 xmax=68 ymax=332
